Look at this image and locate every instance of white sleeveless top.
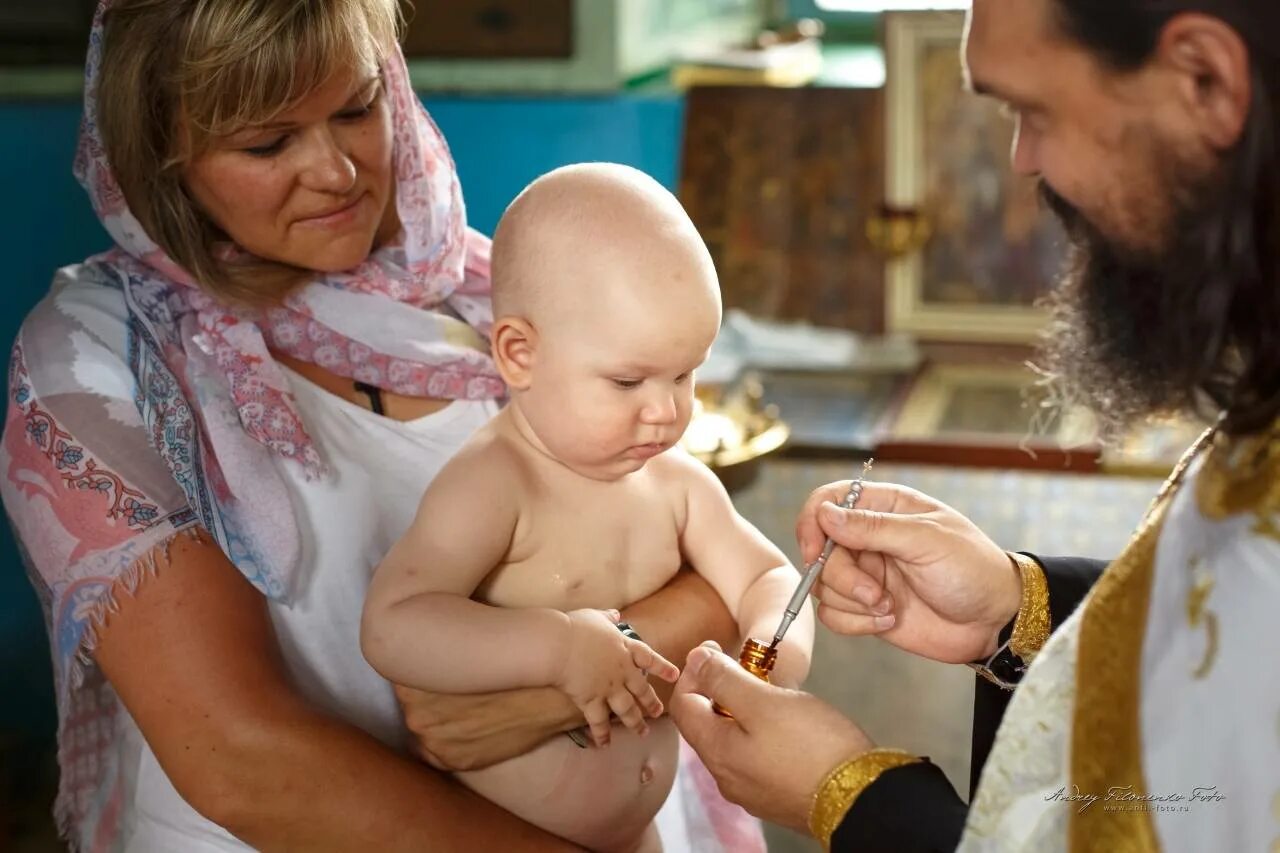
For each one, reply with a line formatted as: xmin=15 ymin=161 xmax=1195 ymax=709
xmin=115 ymin=368 xmax=499 ymax=850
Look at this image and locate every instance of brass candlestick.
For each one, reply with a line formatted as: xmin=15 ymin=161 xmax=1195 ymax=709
xmin=865 ymin=203 xmax=932 ymax=259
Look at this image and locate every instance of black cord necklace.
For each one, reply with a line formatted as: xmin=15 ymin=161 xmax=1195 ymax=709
xmin=353 ymin=381 xmax=386 ymax=416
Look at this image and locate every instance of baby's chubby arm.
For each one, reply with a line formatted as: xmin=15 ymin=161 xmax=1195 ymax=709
xmin=361 ymin=443 xmax=566 ymax=693
xmin=361 ymin=438 xmax=678 ymax=746
xmin=676 ymin=453 xmax=814 ymax=688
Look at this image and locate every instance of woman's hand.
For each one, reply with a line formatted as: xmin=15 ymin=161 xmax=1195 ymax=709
xmin=670 ymin=643 xmax=874 ymax=834
xmin=394 ymin=684 xmax=581 ymax=772
xmin=796 ymin=481 xmax=1022 ymax=664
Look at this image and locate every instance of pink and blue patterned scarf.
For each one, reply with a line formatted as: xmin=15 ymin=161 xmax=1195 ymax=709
xmin=73 ymin=0 xmax=503 ymax=599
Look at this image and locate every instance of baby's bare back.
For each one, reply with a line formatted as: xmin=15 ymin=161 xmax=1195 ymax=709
xmin=460 ymin=449 xmax=691 ymax=850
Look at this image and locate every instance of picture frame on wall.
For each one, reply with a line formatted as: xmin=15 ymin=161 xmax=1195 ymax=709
xmin=878 ymin=361 xmax=1206 ymax=475
xmin=403 ymin=0 xmax=760 ymax=92
xmin=876 ymin=362 xmax=1100 ymax=471
xmin=883 ymin=11 xmax=1067 ymax=343
xmin=679 ymin=85 xmax=888 ymax=335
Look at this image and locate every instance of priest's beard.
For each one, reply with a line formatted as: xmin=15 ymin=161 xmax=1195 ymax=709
xmin=1035 ymin=154 xmax=1238 ymax=438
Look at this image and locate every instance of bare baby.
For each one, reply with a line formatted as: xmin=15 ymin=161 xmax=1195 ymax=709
xmin=362 ymin=163 xmax=814 ymax=852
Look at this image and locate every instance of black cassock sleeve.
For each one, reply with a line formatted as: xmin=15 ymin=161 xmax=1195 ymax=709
xmin=830 ymin=555 xmax=1107 ymax=853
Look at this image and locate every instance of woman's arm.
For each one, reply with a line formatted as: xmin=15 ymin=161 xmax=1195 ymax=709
xmin=94 ymin=532 xmax=580 ymax=852
xmin=397 ymin=566 xmax=738 ymax=771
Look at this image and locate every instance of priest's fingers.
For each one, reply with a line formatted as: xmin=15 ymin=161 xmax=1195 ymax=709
xmin=796 ymin=481 xmax=935 ymax=563
xmin=813 ymin=580 xmax=894 ymax=619
xmin=817 ymin=603 xmax=896 ymax=637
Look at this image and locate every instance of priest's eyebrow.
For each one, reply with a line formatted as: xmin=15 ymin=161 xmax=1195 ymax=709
xmin=965 ymin=70 xmax=1040 ymax=110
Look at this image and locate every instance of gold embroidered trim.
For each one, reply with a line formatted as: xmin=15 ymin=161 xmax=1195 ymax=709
xmin=1008 ymin=552 xmax=1050 ymax=664
xmin=1185 ymin=560 xmax=1219 ymax=679
xmin=1069 ymin=429 xmax=1213 ymax=853
xmin=1197 ymin=422 xmax=1280 ymax=542
xmin=808 ymin=748 xmax=922 ymax=852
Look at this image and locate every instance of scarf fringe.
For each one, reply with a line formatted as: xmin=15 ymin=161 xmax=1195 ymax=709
xmin=52 ymin=524 xmax=204 ymax=849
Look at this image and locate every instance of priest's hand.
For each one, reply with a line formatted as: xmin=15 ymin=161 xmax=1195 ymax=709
xmin=670 ymin=642 xmax=874 ymax=834
xmin=795 ymin=481 xmax=1021 ymax=663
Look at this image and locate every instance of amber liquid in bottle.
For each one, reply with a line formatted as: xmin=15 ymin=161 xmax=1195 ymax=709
xmin=713 ymin=638 xmax=778 ymax=718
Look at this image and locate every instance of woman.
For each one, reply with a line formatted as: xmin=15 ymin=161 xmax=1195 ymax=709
xmin=2 ymin=1 xmax=754 ymax=850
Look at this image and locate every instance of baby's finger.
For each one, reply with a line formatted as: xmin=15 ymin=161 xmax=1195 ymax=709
xmin=607 ymin=690 xmax=648 ymax=737
xmin=583 ymin=698 xmax=613 ymax=748
xmin=629 ymin=641 xmax=680 ymax=683
xmin=625 ymin=667 xmax=665 ymax=718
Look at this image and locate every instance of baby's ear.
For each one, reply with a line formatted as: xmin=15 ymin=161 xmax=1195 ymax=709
xmin=491 ymin=317 xmax=538 ymax=391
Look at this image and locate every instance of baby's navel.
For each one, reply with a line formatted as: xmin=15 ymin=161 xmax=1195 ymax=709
xmin=639 ymin=761 xmax=655 ymax=785
xmin=552 ymin=573 xmax=584 ymax=593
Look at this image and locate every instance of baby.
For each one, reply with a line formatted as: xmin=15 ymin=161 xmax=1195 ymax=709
xmin=361 ymin=163 xmax=814 ymax=853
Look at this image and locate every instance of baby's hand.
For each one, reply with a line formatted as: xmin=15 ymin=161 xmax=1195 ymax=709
xmin=556 ymin=609 xmax=680 ymax=747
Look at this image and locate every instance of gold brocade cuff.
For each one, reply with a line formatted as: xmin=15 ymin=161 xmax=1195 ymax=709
xmin=1007 ymin=552 xmax=1050 ymax=664
xmin=808 ymin=748 xmax=922 ymax=851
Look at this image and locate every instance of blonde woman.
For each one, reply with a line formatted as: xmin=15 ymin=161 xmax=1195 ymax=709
xmin=0 ymin=2 xmax=758 ymax=850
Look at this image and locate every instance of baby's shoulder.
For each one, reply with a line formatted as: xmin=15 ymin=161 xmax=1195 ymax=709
xmin=649 ymin=446 xmax=721 ymax=494
xmin=435 ymin=415 xmax=537 ymax=497
xmin=642 ymin=448 xmax=725 ymax=527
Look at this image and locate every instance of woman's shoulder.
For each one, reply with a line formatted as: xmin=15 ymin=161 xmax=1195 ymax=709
xmin=26 ymin=261 xmax=131 ymax=331
xmin=14 ymin=262 xmax=135 ymax=399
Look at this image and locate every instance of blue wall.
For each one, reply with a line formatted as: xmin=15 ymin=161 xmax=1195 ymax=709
xmin=0 ymin=91 xmax=684 ymax=737
xmin=428 ymin=93 xmax=685 ymax=235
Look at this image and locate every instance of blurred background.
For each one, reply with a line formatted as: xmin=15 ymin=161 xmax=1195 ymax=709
xmin=0 ymin=1 xmax=1188 ymax=850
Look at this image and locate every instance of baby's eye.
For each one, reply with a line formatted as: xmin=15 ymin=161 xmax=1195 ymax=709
xmin=674 ymin=373 xmax=690 ymax=385
xmin=612 ymin=378 xmax=642 ymax=390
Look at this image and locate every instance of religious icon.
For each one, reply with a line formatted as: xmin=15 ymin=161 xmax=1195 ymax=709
xmin=883 ymin=11 xmax=1068 ymax=342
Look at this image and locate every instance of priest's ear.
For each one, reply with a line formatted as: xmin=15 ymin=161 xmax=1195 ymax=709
xmin=1158 ymin=13 xmax=1252 ymax=150
xmin=491 ymin=316 xmax=538 ymax=391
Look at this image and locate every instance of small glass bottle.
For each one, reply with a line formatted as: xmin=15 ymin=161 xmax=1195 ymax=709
xmin=713 ymin=638 xmax=778 ymax=718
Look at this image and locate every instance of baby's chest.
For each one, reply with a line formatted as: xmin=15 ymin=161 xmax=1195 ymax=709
xmin=476 ymin=490 xmax=686 ymax=611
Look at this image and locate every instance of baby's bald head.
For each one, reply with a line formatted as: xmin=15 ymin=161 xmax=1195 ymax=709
xmin=490 ymin=163 xmax=720 ymax=329
xmin=488 ymin=164 xmax=722 ymax=479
